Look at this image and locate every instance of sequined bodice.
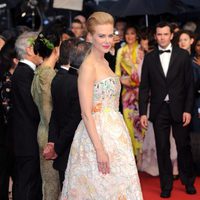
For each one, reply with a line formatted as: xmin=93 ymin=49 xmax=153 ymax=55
xmin=92 ymin=76 xmax=121 ymax=113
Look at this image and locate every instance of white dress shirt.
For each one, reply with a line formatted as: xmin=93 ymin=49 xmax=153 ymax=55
xmin=60 ymin=65 xmax=70 ymax=71
xmin=158 ymin=43 xmax=172 ymax=101
xmin=61 ymin=65 xmax=78 ymax=72
xmin=20 ymin=59 xmax=36 ymax=71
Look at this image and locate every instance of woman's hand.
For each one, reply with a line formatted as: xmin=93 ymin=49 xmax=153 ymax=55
xmin=96 ymin=149 xmax=110 ymax=175
xmin=193 ymin=57 xmax=200 ymax=66
xmin=140 ymin=115 xmax=148 ymax=129
xmin=43 ymin=143 xmax=57 ymax=160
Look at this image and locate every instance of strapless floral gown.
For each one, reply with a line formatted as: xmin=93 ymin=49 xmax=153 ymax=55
xmin=61 ymin=76 xmax=143 ymax=200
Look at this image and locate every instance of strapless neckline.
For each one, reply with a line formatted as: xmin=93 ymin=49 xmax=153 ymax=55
xmin=94 ymin=75 xmax=118 ymax=85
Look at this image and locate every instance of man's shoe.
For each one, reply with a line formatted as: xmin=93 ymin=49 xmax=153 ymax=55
xmin=160 ymin=190 xmax=171 ymax=198
xmin=185 ymin=185 xmax=197 ymax=194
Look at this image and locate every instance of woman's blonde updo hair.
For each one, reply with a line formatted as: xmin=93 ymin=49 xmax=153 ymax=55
xmin=86 ymin=11 xmax=114 ymax=35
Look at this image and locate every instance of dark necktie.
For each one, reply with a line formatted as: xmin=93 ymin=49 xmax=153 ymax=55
xmin=159 ymin=49 xmax=171 ymax=54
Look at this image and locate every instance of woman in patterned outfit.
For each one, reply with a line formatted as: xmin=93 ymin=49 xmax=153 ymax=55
xmin=115 ymin=26 xmax=145 ymax=163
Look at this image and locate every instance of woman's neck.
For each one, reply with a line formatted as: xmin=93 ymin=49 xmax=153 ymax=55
xmin=91 ymin=47 xmax=105 ymax=60
xmin=127 ymin=41 xmax=137 ymax=50
xmin=42 ymin=56 xmax=57 ymax=68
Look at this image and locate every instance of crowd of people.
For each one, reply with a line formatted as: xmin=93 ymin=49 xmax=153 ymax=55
xmin=0 ymin=10 xmax=200 ymax=200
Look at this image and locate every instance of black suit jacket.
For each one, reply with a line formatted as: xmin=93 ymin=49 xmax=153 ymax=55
xmin=48 ymin=67 xmax=81 ymax=171
xmin=139 ymin=46 xmax=194 ymax=122
xmin=11 ymin=62 xmax=40 ymax=156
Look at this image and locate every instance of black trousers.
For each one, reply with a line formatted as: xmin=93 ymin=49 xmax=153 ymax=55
xmin=153 ymin=102 xmax=195 ymax=191
xmin=13 ymin=156 xmax=42 ymax=200
xmin=0 ymin=147 xmax=13 ymax=200
xmin=0 ymin=124 xmax=15 ymax=200
xmin=59 ymin=170 xmax=65 ymax=190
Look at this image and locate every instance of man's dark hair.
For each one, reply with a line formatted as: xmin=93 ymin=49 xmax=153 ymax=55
xmin=59 ymin=38 xmax=76 ymax=65
xmin=69 ymin=41 xmax=91 ymax=69
xmin=72 ymin=19 xmax=83 ymax=28
xmin=156 ymin=22 xmax=173 ymax=33
xmin=59 ymin=38 xmax=91 ymax=68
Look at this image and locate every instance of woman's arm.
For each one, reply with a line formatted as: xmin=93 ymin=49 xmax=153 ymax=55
xmin=78 ymin=62 xmax=110 ymax=175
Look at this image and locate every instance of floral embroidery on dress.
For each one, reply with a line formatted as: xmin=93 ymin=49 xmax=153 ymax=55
xmin=92 ymin=102 xmax=102 ymax=113
xmin=93 ymin=76 xmax=120 ymax=112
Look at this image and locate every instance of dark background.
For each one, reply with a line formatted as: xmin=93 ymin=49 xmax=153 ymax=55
xmin=0 ymin=0 xmax=200 ymax=32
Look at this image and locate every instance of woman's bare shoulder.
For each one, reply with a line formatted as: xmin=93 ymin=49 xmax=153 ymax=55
xmin=79 ymin=55 xmax=96 ymax=73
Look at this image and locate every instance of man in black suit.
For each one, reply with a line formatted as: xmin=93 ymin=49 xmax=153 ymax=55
xmin=139 ymin=22 xmax=196 ymax=198
xmin=44 ymin=39 xmax=91 ymax=188
xmin=11 ymin=31 xmax=43 ymax=200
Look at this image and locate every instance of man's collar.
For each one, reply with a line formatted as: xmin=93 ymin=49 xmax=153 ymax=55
xmin=158 ymin=43 xmax=172 ymax=51
xmin=20 ymin=59 xmax=36 ymax=71
xmin=60 ymin=65 xmax=70 ymax=71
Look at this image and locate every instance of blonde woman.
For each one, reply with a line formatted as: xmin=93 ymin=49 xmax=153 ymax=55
xmin=61 ymin=12 xmax=143 ymax=200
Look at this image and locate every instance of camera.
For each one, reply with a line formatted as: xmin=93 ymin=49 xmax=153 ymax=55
xmin=114 ymin=29 xmax=119 ymax=36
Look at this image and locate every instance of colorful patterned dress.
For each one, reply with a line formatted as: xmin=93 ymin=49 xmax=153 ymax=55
xmin=61 ymin=76 xmax=143 ymax=200
xmin=115 ymin=43 xmax=145 ymax=160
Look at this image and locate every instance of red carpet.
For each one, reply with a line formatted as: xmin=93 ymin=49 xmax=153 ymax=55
xmin=139 ymin=172 xmax=200 ymax=200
